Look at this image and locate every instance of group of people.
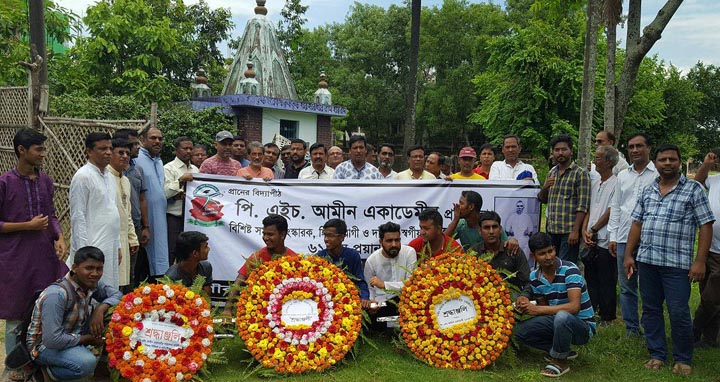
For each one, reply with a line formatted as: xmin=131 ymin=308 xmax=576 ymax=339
xmin=1 ymin=125 xmax=718 ymax=380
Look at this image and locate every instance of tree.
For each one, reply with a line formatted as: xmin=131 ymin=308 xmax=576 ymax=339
xmin=402 ymin=0 xmax=421 ymax=167
xmin=686 ymin=63 xmax=720 ymax=158
xmin=276 ymin=0 xmax=308 ymax=65
xmin=602 ymin=0 xmax=622 ymax=134
xmin=577 ymin=0 xmax=602 ymax=167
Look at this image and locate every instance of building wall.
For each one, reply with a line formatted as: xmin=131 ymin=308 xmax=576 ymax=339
xmin=261 ymin=109 xmax=317 ymax=144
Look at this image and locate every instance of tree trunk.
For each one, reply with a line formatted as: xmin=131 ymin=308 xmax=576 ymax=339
xmin=402 ymin=0 xmax=421 ymax=168
xmin=614 ymin=0 xmax=684 ymax=139
xmin=604 ymin=21 xmax=617 ymax=136
xmin=578 ymin=0 xmax=601 ymax=169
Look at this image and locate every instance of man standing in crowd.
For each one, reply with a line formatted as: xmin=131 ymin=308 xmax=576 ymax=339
xmin=317 ymin=219 xmax=371 ymax=309
xmin=136 ymin=126 xmax=169 ymax=278
xmin=490 ymin=135 xmax=538 ymax=182
xmin=515 ymin=233 xmax=596 ymax=378
xmin=377 ymin=143 xmax=397 ymax=179
xmin=445 ymin=191 xmax=517 ymax=253
xmin=263 ymin=142 xmax=285 ymax=179
xmin=69 ymin=132 xmax=121 ymax=288
xmin=284 ymin=139 xmax=310 ymax=179
xmin=200 ymin=131 xmax=242 ymax=176
xmin=164 ymin=136 xmax=198 ymax=265
xmin=27 ymin=247 xmax=122 ymax=382
xmin=364 ymin=222 xmax=417 ymax=332
xmin=471 ymin=211 xmax=530 ymax=291
xmin=237 ymin=141 xmax=274 ymax=180
xmin=165 ymin=231 xmax=213 ymax=296
xmin=590 ymin=130 xmax=628 ymax=180
xmin=113 ymin=129 xmax=149 ymax=287
xmin=537 ymin=134 xmax=590 ymax=264
xmin=581 ymin=145 xmax=618 ymax=325
xmin=607 ymin=133 xmax=657 ymax=336
xmin=366 ymin=144 xmax=377 ymax=166
xmin=223 ymin=215 xmax=297 ymax=315
xmin=108 ymin=138 xmax=139 ymax=290
xmin=624 ymin=144 xmax=714 ymax=376
xmin=327 ymin=146 xmax=344 ymax=169
xmin=449 ymin=147 xmax=486 ymax=180
xmin=333 ymin=135 xmax=384 ymax=180
xmin=425 ymin=152 xmax=446 ymax=179
xmin=473 ymin=143 xmax=495 ymax=180
xmin=281 ymin=144 xmax=291 ymax=169
xmin=690 ymin=150 xmax=720 ymax=348
xmin=232 ymin=136 xmax=250 ymax=167
xmin=299 ymin=143 xmax=334 ymax=179
xmin=396 ymin=146 xmax=435 ymax=180
xmin=408 ymin=209 xmax=461 ymax=259
xmin=191 ymin=144 xmax=208 ymax=168
xmin=0 ymin=129 xmax=68 ymax=360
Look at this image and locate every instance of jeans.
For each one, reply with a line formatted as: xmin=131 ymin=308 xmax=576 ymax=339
xmin=515 ymin=310 xmax=592 ymax=359
xmin=4 ymin=320 xmax=21 ymax=354
xmin=584 ymin=246 xmax=617 ymax=322
xmin=35 ymin=345 xmax=98 ymax=382
xmin=693 ymin=251 xmax=720 ymax=344
xmin=549 ymin=233 xmax=579 ymax=265
xmin=616 ymin=243 xmax=640 ymax=334
xmin=638 ymin=262 xmax=693 ymax=365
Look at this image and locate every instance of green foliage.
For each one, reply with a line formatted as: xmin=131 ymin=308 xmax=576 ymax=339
xmin=51 ymin=93 xmax=149 ymax=119
xmin=687 ymin=63 xmax=720 ymax=158
xmin=157 ymin=104 xmax=234 ymax=162
xmin=276 ymin=0 xmax=309 ymax=64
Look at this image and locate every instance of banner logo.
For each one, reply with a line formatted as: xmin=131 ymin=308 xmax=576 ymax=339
xmin=187 ymin=184 xmax=225 ymax=227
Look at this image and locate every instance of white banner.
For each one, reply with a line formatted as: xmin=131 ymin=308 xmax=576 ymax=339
xmin=183 ymin=176 xmax=540 ymax=291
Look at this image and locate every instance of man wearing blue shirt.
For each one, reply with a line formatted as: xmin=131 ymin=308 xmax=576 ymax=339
xmin=316 ymin=219 xmax=371 ymax=309
xmin=515 ymin=233 xmax=596 ymax=378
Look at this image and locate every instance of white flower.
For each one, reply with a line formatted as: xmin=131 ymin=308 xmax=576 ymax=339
xmin=166 ymin=289 xmax=175 ymax=298
xmin=206 ymin=325 xmax=213 ymax=333
xmin=163 ymin=284 xmax=171 ymax=291
xmin=168 ymin=357 xmax=177 ymax=366
xmin=123 ymin=351 xmax=132 ymax=361
xmin=195 ymin=298 xmax=203 ymax=306
xmin=150 ymin=311 xmax=159 ymax=321
xmin=157 ymin=296 xmax=167 ymax=304
xmin=147 ymin=352 xmax=157 ymax=359
xmin=291 ymin=339 xmax=299 ymax=345
xmin=201 ymin=353 xmax=207 ymax=360
xmin=302 ymin=276 xmax=310 ymax=282
xmin=201 ymin=310 xmax=210 ymax=317
xmin=135 ymin=360 xmax=144 ymax=367
xmin=134 ymin=313 xmax=142 ymax=321
xmin=182 ymin=340 xmax=190 ymax=348
xmin=176 ymin=372 xmax=184 ymax=381
xmin=133 ymin=297 xmax=143 ymax=305
xmin=142 ymin=286 xmax=151 ymax=295
xmin=143 ymin=378 xmax=152 ymax=382
xmin=190 ymin=319 xmax=199 ymax=327
xmin=202 ymin=338 xmax=211 ymax=347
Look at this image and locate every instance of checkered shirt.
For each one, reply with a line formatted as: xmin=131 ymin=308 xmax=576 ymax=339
xmin=545 ymin=163 xmax=591 ymax=234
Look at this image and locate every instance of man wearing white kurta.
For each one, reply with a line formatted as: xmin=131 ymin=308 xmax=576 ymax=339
xmin=109 ymin=139 xmax=139 ymax=288
xmin=489 ymin=135 xmax=538 ymax=183
xmin=69 ymin=133 xmax=121 ymax=288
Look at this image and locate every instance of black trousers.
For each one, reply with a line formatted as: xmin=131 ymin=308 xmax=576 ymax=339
xmin=167 ymin=213 xmax=184 ymax=265
xmin=583 ymin=246 xmax=617 ymax=322
xmin=693 ymin=251 xmax=720 ymax=344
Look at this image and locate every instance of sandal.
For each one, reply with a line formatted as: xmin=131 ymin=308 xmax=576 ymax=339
xmin=544 ymin=350 xmax=578 ymax=362
xmin=540 ymin=363 xmax=570 ymax=378
xmin=643 ymin=358 xmax=664 ymax=370
xmin=672 ymin=363 xmax=692 ymax=377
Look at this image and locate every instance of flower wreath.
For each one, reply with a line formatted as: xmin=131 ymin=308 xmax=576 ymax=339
xmin=237 ymin=254 xmax=362 ymax=374
xmin=106 ymin=284 xmax=214 ymax=382
xmin=399 ymin=252 xmax=514 ymax=369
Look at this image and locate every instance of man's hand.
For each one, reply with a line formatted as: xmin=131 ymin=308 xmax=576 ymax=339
xmin=369 ymin=276 xmax=385 ymax=289
xmin=263 ymin=176 xmax=273 ymax=182
xmin=623 ymin=255 xmax=636 ymax=279
xmin=140 ymin=227 xmax=150 ymax=246
xmin=515 ymin=296 xmax=530 ymax=313
xmin=568 ymin=230 xmax=579 ymax=246
xmin=27 ymin=214 xmax=49 ymax=230
xmin=88 ymin=308 xmax=106 ymax=338
xmin=241 ymin=175 xmax=253 ymax=180
xmin=179 ymin=173 xmax=194 ymax=183
xmin=79 ymin=334 xmax=104 ymax=347
xmin=118 ymin=249 xmax=122 ymax=266
xmin=542 ymin=175 xmax=555 ymax=190
xmin=703 ymin=151 xmax=717 ymax=167
xmin=55 ymin=237 xmax=67 ymax=260
xmin=582 ymin=230 xmax=596 ymax=247
xmin=504 ymin=238 xmax=520 ymax=256
xmin=130 ymin=245 xmax=139 ymax=255
xmin=689 ymin=260 xmax=706 ymax=282
xmin=608 ymin=241 xmax=617 ymax=257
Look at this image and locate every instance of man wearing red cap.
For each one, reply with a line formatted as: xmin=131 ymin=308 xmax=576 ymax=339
xmin=449 ymin=147 xmax=487 ymax=180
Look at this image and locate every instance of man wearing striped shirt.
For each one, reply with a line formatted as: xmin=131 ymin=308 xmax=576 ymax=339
xmin=515 ymin=232 xmax=595 ymax=378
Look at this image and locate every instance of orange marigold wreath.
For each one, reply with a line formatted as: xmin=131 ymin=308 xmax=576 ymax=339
xmin=236 ymin=254 xmax=362 ymax=373
xmin=399 ymin=252 xmax=514 ymax=369
xmin=105 ymin=284 xmax=214 ymax=382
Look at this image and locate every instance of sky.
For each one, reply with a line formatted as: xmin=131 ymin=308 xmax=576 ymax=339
xmin=56 ymin=0 xmax=719 ymax=73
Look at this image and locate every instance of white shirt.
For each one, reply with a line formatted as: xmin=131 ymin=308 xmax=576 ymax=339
xmin=298 ymin=164 xmax=335 ymax=179
xmin=587 ymin=175 xmax=617 ymax=248
xmin=607 ymin=161 xmax=658 ymax=243
xmin=704 ymin=175 xmax=720 ymax=253
xmin=489 ymin=160 xmax=538 ymax=183
xmin=364 ymin=245 xmax=417 ymax=302
xmin=589 ymin=154 xmax=629 ymax=181
xmin=380 ymin=169 xmax=397 ymax=179
xmin=395 ymin=169 xmax=435 ymax=180
xmin=164 ymin=157 xmax=199 ymax=216
xmin=69 ymin=162 xmax=121 ymax=288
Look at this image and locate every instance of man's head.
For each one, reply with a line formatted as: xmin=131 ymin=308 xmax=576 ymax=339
xmin=71 ymin=246 xmax=105 ymax=290
xmin=308 ymin=142 xmax=327 ymax=169
xmin=110 ymin=138 xmax=133 ymax=172
xmin=281 ymin=145 xmax=291 ymax=166
xmin=214 ymin=130 xmax=234 ymax=160
xmin=327 ymin=146 xmax=344 ymax=168
xmin=366 ymin=144 xmax=377 ymax=165
xmin=114 ymin=128 xmax=141 ymax=158
xmin=528 ymin=232 xmax=556 ymax=268
xmin=458 ymin=190 xmax=483 ymax=219
xmin=593 ymin=145 xmax=619 ymax=174
xmin=550 ymin=134 xmax=573 ymax=166
xmin=458 ymin=147 xmax=477 ymax=175
xmin=502 ymin=135 xmax=521 ymax=164
xmin=594 ymin=130 xmax=616 ymax=148
xmin=407 ymin=145 xmax=426 ymax=172
xmin=348 ymin=135 xmax=368 ymax=167
xmin=247 ymin=141 xmax=264 ymax=167
xmin=13 ymin=128 xmax=47 ymax=167
xmin=175 ymin=231 xmax=210 ymax=262
xmin=174 ymin=136 xmax=194 ymax=165
xmin=263 ymin=143 xmax=281 ymax=168
xmin=85 ymin=132 xmax=113 ymax=168
xmin=290 ymin=139 xmax=307 ymax=165
xmin=262 ymin=214 xmax=288 ymax=253
xmin=378 ymin=222 xmax=402 ymax=258
xmin=323 ymin=218 xmax=347 ymax=253
xmin=479 ymin=143 xmax=495 ymax=167
xmin=418 ymin=209 xmax=443 ymax=244
xmin=140 ymin=127 xmax=163 ymax=157
xmin=627 ymin=133 xmax=651 ymax=167
xmin=425 ymin=152 xmax=444 ymax=177
xmin=479 ymin=211 xmax=503 ymax=247
xmin=654 ymin=143 xmax=682 ymax=180
xmin=378 ymin=143 xmax=395 ymax=170
xmin=191 ymin=144 xmax=208 ymax=167
xmin=232 ymin=136 xmax=247 ymax=160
